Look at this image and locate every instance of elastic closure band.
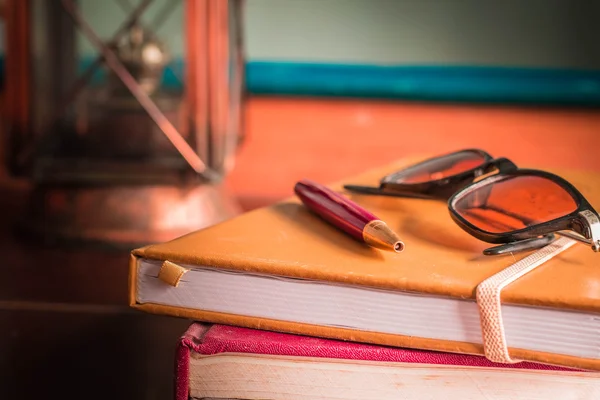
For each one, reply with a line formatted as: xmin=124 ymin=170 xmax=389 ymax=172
xmin=476 ymin=237 xmax=577 ymax=364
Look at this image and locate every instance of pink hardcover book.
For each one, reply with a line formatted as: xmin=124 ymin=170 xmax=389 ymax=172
xmin=175 ymin=323 xmax=600 ymax=400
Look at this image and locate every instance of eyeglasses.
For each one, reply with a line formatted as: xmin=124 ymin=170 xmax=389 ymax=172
xmin=343 ymin=149 xmax=600 ymax=255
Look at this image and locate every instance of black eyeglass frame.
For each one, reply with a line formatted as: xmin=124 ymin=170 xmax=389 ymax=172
xmin=343 ymin=149 xmax=600 ymax=255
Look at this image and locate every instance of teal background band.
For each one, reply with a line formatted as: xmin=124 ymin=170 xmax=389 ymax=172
xmin=244 ymin=62 xmax=600 ymax=105
xmin=3 ymin=57 xmax=600 ymax=106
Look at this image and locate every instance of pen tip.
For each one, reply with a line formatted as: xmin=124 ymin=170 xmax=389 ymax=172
xmin=363 ymin=220 xmax=405 ymax=253
xmin=394 ymin=241 xmax=405 ymax=253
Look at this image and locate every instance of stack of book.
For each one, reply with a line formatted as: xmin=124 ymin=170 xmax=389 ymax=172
xmin=128 ymin=157 xmax=600 ymax=399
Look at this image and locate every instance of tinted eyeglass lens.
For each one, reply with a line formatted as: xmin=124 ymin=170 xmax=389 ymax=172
xmin=387 ymin=151 xmax=486 ymax=184
xmin=453 ymin=175 xmax=578 ymax=234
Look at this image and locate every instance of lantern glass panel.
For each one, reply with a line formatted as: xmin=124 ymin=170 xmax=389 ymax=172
xmin=25 ymin=0 xmax=245 ymax=184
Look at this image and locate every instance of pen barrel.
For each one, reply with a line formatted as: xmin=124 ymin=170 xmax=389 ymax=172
xmin=294 ymin=179 xmax=377 ymax=241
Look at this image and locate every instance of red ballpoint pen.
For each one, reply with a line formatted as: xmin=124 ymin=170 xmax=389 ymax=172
xmin=294 ymin=179 xmax=405 ymax=253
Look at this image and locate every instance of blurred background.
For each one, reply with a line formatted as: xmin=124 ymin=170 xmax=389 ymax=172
xmin=0 ymin=0 xmax=599 ymax=399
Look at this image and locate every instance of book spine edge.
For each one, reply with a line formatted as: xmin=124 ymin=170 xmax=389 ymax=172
xmin=175 ymin=323 xmax=213 ymax=400
xmin=128 ymin=252 xmax=141 ymax=308
xmin=175 ymin=336 xmax=192 ymax=400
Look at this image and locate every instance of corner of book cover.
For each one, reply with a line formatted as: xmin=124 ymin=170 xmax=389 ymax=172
xmin=128 ymin=252 xmax=141 ymax=308
xmin=128 ymin=244 xmax=156 ymax=308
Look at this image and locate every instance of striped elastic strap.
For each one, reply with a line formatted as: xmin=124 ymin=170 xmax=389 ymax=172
xmin=475 ymin=236 xmax=577 ymax=364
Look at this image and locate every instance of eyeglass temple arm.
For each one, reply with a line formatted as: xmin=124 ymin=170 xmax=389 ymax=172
xmin=557 ymin=230 xmax=593 ymax=246
xmin=483 ymin=230 xmax=593 ymax=256
xmin=483 ymin=234 xmax=556 ymax=256
xmin=342 ymin=185 xmax=435 ymax=199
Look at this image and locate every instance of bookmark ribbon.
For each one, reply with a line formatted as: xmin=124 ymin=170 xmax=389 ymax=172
xmin=158 ymin=260 xmax=190 ymax=287
xmin=476 ymin=236 xmax=576 ymax=364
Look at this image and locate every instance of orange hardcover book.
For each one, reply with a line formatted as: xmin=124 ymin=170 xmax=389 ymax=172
xmin=129 ymin=156 xmax=600 ymax=371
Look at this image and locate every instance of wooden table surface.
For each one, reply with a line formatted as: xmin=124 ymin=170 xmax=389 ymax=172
xmin=1 ymin=96 xmax=599 ymax=400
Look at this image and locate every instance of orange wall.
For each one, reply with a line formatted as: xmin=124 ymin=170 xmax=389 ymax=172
xmin=227 ymin=96 xmax=600 ymax=209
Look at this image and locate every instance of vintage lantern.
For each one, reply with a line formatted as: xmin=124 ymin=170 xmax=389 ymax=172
xmin=3 ymin=0 xmax=246 ymax=248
